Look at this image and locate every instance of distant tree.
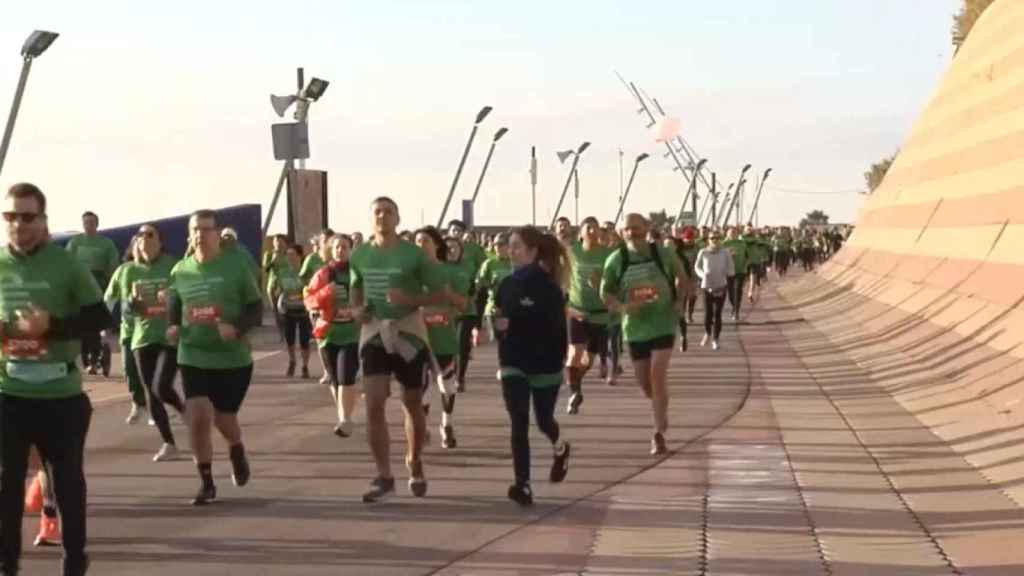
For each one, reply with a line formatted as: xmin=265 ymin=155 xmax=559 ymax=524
xmin=864 ymin=151 xmax=898 ymax=194
xmin=953 ymin=0 xmax=996 ymax=50
xmin=648 ymin=210 xmax=675 ymax=232
xmin=799 ymin=210 xmax=830 ymax=228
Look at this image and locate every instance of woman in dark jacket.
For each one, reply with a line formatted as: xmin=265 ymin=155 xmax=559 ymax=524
xmin=494 ymin=226 xmax=572 ymax=506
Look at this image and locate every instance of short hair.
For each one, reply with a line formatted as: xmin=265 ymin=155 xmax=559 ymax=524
xmin=320 ymin=228 xmax=335 ymax=240
xmin=580 ymin=216 xmax=600 ymax=227
xmin=447 ymin=219 xmax=467 ymax=231
xmin=191 ymin=209 xmax=217 ymax=225
xmin=82 ymin=211 xmax=98 ymax=220
xmin=555 ymin=216 xmax=572 ymax=226
xmin=371 ymin=196 xmax=399 ymax=212
xmin=6 ymin=183 xmax=47 ymax=214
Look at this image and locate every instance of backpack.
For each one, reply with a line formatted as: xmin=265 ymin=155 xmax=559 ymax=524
xmin=617 ymin=242 xmax=677 ymax=302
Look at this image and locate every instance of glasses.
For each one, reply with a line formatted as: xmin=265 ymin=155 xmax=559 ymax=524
xmin=2 ymin=211 xmax=41 ymax=224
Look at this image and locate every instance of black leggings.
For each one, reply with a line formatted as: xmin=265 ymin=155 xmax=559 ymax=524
xmin=727 ymin=274 xmax=746 ymax=314
xmin=457 ymin=317 xmax=475 ymax=383
xmin=501 ymin=377 xmax=560 ymax=486
xmin=283 ymin=314 xmax=312 ymax=350
xmin=704 ymin=290 xmax=726 ymax=340
xmin=608 ymin=324 xmax=623 ymax=370
xmin=320 ymin=342 xmax=360 ymax=388
xmin=133 ymin=345 xmax=185 ymax=445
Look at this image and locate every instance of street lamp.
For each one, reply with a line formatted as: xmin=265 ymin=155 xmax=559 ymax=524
xmin=722 ymin=164 xmax=752 ymax=227
xmin=550 ymin=141 xmax=590 ymax=228
xmin=747 ymin=168 xmax=772 ymax=225
xmin=470 ymin=127 xmax=509 ymax=203
xmin=677 ymin=158 xmax=707 ymax=226
xmin=437 ymin=106 xmax=492 ymax=227
xmin=0 ymin=30 xmax=59 ymax=177
xmin=613 ymin=153 xmax=650 ymax=226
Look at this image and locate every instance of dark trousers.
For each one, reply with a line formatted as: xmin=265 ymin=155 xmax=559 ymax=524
xmin=134 ymin=345 xmax=184 ymax=445
xmin=1 ymin=394 xmax=92 ymax=574
xmin=608 ymin=324 xmax=623 ymax=370
xmin=727 ymin=274 xmax=747 ymax=315
xmin=501 ymin=377 xmax=560 ymax=486
xmin=79 ymin=331 xmax=101 ymax=369
xmin=704 ymin=290 xmax=726 ymax=340
xmin=456 ymin=317 xmax=475 ymax=383
xmin=123 ymin=339 xmax=146 ymax=407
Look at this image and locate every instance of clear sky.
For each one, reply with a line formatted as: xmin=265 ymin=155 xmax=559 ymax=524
xmin=1 ymin=0 xmax=962 ymax=235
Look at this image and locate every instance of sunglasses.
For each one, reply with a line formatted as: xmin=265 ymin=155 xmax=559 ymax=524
xmin=2 ymin=211 xmax=42 ymax=224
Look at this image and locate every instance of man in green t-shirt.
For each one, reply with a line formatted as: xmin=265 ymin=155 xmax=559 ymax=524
xmin=351 ymin=197 xmax=446 ymax=503
xmin=476 ymin=237 xmax=513 ymax=344
xmin=601 ymin=213 xmax=686 ymax=457
xmin=300 ymin=229 xmax=334 ymax=285
xmin=447 ymin=220 xmax=488 ymax=352
xmin=167 ymin=210 xmax=263 ymax=506
xmin=66 ymin=210 xmax=119 ymax=376
xmin=1 ymin=183 xmax=113 ymax=576
xmin=722 ymin=227 xmax=750 ymax=321
xmin=566 ymin=217 xmax=613 ymax=411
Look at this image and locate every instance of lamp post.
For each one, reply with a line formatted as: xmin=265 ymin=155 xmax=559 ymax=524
xmin=721 ymin=164 xmax=752 ymax=228
xmin=470 ymin=127 xmax=508 ymax=204
xmin=0 ymin=30 xmax=59 ymax=177
xmin=677 ymin=158 xmax=707 ymax=225
xmin=437 ymin=106 xmax=492 ymax=227
xmin=550 ymin=141 xmax=590 ymax=228
xmin=747 ymin=168 xmax=773 ymax=225
xmin=613 ymin=153 xmax=650 ymax=226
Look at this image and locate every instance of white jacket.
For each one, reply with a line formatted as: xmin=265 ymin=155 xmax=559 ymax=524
xmin=695 ymin=247 xmax=735 ymax=292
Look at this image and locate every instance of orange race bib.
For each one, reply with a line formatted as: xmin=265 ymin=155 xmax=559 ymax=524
xmin=628 ymin=285 xmax=659 ymax=305
xmin=3 ymin=336 xmax=49 ymax=359
xmin=187 ymin=304 xmax=222 ymax=325
xmin=144 ymin=304 xmax=168 ymax=318
xmin=424 ymin=311 xmax=450 ymax=327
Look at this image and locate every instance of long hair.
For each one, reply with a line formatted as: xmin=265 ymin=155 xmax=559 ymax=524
xmin=513 ymin=226 xmax=570 ymax=289
xmin=415 ymin=226 xmax=447 ymax=262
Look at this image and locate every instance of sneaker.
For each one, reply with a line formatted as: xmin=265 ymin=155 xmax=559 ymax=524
xmin=614 ymin=365 xmax=624 ymax=377
xmin=680 ymin=338 xmax=688 ymax=352
xmin=507 ymin=483 xmax=534 ymax=507
xmin=550 ymin=442 xmax=571 ymax=483
xmin=33 ymin=515 xmax=61 ymax=546
xmin=687 ymin=313 xmax=695 ymax=324
xmin=153 ymin=443 xmax=178 ymax=462
xmin=730 ymin=310 xmax=737 ymax=321
xmin=125 ymin=404 xmax=143 ymax=425
xmin=441 ymin=424 xmax=456 ymax=449
xmin=147 ymin=417 xmax=156 ymax=427
xmin=598 ymin=364 xmax=608 ymax=380
xmin=606 ymin=375 xmax=617 ymax=387
xmin=567 ymin=392 xmax=583 ymax=415
xmin=456 ymin=378 xmax=466 ymax=393
xmin=319 ymin=373 xmax=330 ymax=385
xmin=229 ymin=444 xmax=250 ymax=487
xmin=650 ymin=432 xmax=668 ymax=456
xmin=408 ymin=460 xmax=428 ymax=497
xmin=191 ymin=484 xmax=217 ymax=506
xmin=86 ymin=364 xmax=98 ymax=376
xmin=362 ymin=477 xmax=396 ymax=503
xmin=700 ymin=334 xmax=709 ymax=347
xmin=301 ymin=366 xmax=311 ymax=379
xmin=334 ymin=420 xmax=354 ymax=438
xmin=286 ymin=361 xmax=296 ymax=378
xmin=712 ymin=340 xmax=720 ymax=351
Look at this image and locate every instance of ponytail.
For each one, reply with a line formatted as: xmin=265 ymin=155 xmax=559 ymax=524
xmin=512 ymin=226 xmax=570 ymax=289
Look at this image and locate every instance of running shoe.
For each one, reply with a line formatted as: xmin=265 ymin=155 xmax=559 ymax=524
xmin=229 ymin=444 xmax=250 ymax=487
xmin=598 ymin=363 xmax=608 ymax=380
xmin=33 ymin=515 xmax=61 ymax=546
xmin=362 ymin=477 xmax=396 ymax=503
xmin=334 ymin=420 xmax=354 ymax=438
xmin=712 ymin=340 xmax=720 ymax=351
xmin=550 ymin=442 xmax=571 ymax=483
xmin=456 ymin=378 xmax=466 ymax=393
xmin=567 ymin=392 xmax=583 ymax=415
xmin=507 ymin=483 xmax=534 ymax=507
xmin=441 ymin=424 xmax=456 ymax=449
xmin=700 ymin=334 xmax=709 ymax=347
xmin=86 ymin=364 xmax=98 ymax=376
xmin=650 ymin=432 xmax=668 ymax=456
xmin=191 ymin=484 xmax=217 ymax=506
xmin=614 ymin=365 xmax=624 ymax=376
xmin=301 ymin=366 xmax=311 ymax=379
xmin=286 ymin=361 xmax=295 ymax=377
xmin=408 ymin=459 xmax=428 ymax=497
xmin=153 ymin=443 xmax=179 ymax=462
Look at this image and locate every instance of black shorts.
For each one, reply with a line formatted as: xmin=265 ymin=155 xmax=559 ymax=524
xmin=321 ymin=343 xmax=360 ymax=387
xmin=283 ymin=314 xmax=312 ymax=349
xmin=180 ymin=364 xmax=253 ymax=413
xmin=628 ymin=335 xmax=676 ymax=361
xmin=569 ymin=317 xmax=609 ymax=355
xmin=360 ymin=342 xmax=430 ymax=391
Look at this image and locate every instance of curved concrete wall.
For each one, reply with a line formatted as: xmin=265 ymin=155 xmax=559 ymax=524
xmin=805 ymin=0 xmax=1024 ymax=503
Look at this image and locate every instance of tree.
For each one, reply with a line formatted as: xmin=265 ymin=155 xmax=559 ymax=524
xmin=953 ymin=0 xmax=996 ymax=50
xmin=864 ymin=151 xmax=898 ymax=194
xmin=799 ymin=210 xmax=829 ymax=228
xmin=648 ymin=210 xmax=675 ymax=232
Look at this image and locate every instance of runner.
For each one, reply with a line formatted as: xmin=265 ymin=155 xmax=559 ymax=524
xmin=349 ymin=197 xmax=446 ymax=503
xmin=680 ymin=227 xmax=702 ymax=324
xmin=495 ymin=226 xmax=571 ymax=506
xmin=300 ymin=229 xmax=334 ymax=284
xmin=601 ymin=213 xmax=686 ymax=456
xmin=414 ymin=226 xmax=468 ymax=449
xmin=599 ymin=222 xmax=625 ymax=385
xmin=268 ymin=244 xmax=313 ymax=378
xmin=476 ymin=234 xmax=513 ymax=347
xmin=117 ymin=225 xmax=186 ymax=461
xmin=445 ymin=236 xmax=478 ymax=395
xmin=1 ymin=183 xmax=111 ymax=575
xmin=305 ymin=234 xmax=361 ymax=437
xmin=220 ymin=228 xmax=260 ymax=285
xmin=565 ymin=217 xmax=612 ymax=415
xmin=166 ymin=209 xmax=263 ymax=505
xmin=446 ymin=220 xmax=488 ymax=391
xmin=722 ymin=227 xmax=750 ymax=321
xmin=667 ymin=225 xmax=696 ymax=353
xmin=554 ymin=216 xmax=574 ymax=246
xmin=107 ymin=237 xmax=149 ymax=424
xmin=65 ymin=211 xmax=119 ymax=376
xmin=773 ymin=227 xmax=792 ymax=278
xmin=694 ymin=231 xmax=735 ymax=350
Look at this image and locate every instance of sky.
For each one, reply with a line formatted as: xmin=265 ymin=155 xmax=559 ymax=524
xmin=0 ymin=0 xmax=962 ymax=235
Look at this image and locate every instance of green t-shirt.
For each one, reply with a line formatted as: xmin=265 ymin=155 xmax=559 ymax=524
xmin=120 ymin=255 xmax=178 ymax=350
xmin=66 ymin=233 xmax=119 ymax=277
xmin=321 ymin=266 xmax=360 ymax=348
xmin=424 ymin=264 xmax=467 ymax=356
xmin=105 ymin=262 xmax=135 ymax=337
xmin=268 ymin=263 xmax=305 ymax=315
xmin=477 ymin=256 xmax=513 ymax=317
xmin=601 ymin=244 xmax=678 ymax=343
xmin=262 ymin=251 xmax=289 ymax=291
xmin=299 ymin=253 xmax=327 ymax=285
xmin=349 ymin=240 xmax=444 ymax=321
xmin=723 ymin=239 xmax=750 ymax=275
xmin=569 ymin=243 xmax=612 ymax=324
xmin=463 ymin=242 xmax=489 ymax=278
xmin=223 ymin=242 xmax=260 ymax=285
xmin=169 ymin=251 xmax=263 ymax=369
xmin=449 ymin=258 xmax=478 ymax=318
xmin=0 ymin=242 xmax=103 ymax=399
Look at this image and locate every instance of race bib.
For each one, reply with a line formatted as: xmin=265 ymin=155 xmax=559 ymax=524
xmin=333 ymin=307 xmax=354 ymax=324
xmin=187 ymin=304 xmax=222 ymax=325
xmin=144 ymin=303 xmax=168 ymax=318
xmin=628 ymin=285 xmax=659 ymax=305
xmin=424 ymin=311 xmax=450 ymax=327
xmin=3 ymin=336 xmax=49 ymax=360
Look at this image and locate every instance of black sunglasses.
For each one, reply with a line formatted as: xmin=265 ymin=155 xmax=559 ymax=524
xmin=2 ymin=211 xmax=41 ymax=224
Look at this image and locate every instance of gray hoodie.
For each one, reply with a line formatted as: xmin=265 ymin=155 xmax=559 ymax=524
xmin=695 ymin=247 xmax=735 ymax=292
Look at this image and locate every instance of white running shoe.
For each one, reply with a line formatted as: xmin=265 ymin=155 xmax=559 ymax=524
xmin=700 ymin=334 xmax=709 ymax=347
xmin=712 ymin=340 xmax=720 ymax=351
xmin=153 ymin=443 xmax=178 ymax=462
xmin=334 ymin=420 xmax=354 ymax=438
xmin=147 ymin=417 xmax=156 ymax=427
xmin=125 ymin=404 xmax=144 ymax=425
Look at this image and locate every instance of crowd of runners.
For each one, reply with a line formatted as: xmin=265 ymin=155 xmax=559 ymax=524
xmin=0 ymin=182 xmax=846 ymax=574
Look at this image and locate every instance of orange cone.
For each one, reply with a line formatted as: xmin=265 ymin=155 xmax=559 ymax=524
xmin=24 ymin=474 xmax=42 ymax=514
xmin=34 ymin=514 xmax=61 ymax=546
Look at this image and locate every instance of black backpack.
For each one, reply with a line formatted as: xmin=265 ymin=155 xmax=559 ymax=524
xmin=617 ymin=242 xmax=677 ymax=302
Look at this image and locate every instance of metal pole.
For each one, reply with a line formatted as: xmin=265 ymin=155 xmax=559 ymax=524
xmin=748 ymin=170 xmax=772 ymax=225
xmin=262 ymin=160 xmax=293 ymax=238
xmin=614 ymin=160 xmax=641 ymax=226
xmin=677 ymin=158 xmax=706 ymax=224
xmin=530 ymin=146 xmax=537 ymax=226
xmin=470 ymin=140 xmax=497 ymax=203
xmin=550 ymin=153 xmax=582 ymax=228
xmin=573 ymin=168 xmax=580 ymax=225
xmin=0 ymin=58 xmax=34 ymax=177
xmin=437 ymin=124 xmax=480 ymax=227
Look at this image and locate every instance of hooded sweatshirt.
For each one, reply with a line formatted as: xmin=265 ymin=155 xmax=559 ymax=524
xmin=695 ymin=246 xmax=735 ymax=292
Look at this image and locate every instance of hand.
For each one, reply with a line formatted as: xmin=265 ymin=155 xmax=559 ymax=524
xmin=166 ymin=325 xmax=180 ymax=345
xmin=493 ymin=317 xmax=510 ymax=332
xmin=217 ymin=322 xmax=239 ymax=341
xmin=472 ymin=327 xmax=483 ymax=347
xmin=14 ymin=306 xmax=49 ymax=338
xmin=100 ymin=330 xmax=118 ymax=348
xmin=386 ymin=288 xmax=416 ymax=307
xmin=156 ymin=289 xmax=168 ymax=305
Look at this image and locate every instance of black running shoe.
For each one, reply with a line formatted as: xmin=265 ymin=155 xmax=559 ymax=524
xmin=301 ymin=366 xmax=311 ymax=379
xmin=408 ymin=459 xmax=428 ymax=497
xmin=441 ymin=424 xmax=456 ymax=449
xmin=362 ymin=477 xmax=396 ymax=503
xmin=650 ymin=432 xmax=668 ymax=456
xmin=285 ymin=361 xmax=296 ymax=378
xmin=508 ymin=483 xmax=534 ymax=507
xmin=567 ymin=392 xmax=583 ymax=415
xmin=229 ymin=444 xmax=250 ymax=487
xmin=550 ymin=442 xmax=571 ymax=483
xmin=456 ymin=379 xmax=466 ymax=393
xmin=598 ymin=364 xmax=608 ymax=380
xmin=191 ymin=484 xmax=217 ymax=506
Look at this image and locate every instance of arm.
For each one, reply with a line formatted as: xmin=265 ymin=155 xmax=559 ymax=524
xmin=694 ymin=250 xmax=707 ymax=280
xmin=599 ymin=254 xmax=626 ymax=314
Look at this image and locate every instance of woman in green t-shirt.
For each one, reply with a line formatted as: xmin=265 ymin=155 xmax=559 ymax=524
xmin=267 ymin=245 xmax=313 ymax=378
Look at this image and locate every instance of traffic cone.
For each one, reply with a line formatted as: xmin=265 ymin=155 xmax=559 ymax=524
xmin=24 ymin=474 xmax=42 ymax=514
